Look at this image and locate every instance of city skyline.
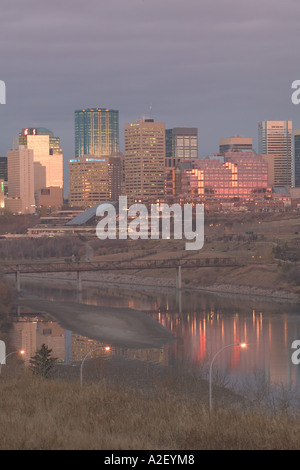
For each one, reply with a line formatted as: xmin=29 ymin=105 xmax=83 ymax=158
xmin=2 ymin=113 xmax=300 ymax=205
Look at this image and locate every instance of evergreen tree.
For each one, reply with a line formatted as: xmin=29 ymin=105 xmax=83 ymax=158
xmin=29 ymin=344 xmax=57 ymax=379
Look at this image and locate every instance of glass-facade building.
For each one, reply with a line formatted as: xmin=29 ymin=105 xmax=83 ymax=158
xmin=75 ymin=108 xmax=119 ymax=158
xmin=174 ymin=152 xmax=269 ymax=199
xmin=165 ymin=127 xmax=198 ymax=168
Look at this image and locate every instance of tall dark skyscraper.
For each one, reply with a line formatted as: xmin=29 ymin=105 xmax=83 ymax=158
xmin=0 ymin=157 xmax=7 ymax=181
xmin=165 ymin=127 xmax=198 ymax=168
xmin=75 ymin=108 xmax=119 ymax=158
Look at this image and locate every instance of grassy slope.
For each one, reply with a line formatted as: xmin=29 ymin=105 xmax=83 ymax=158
xmin=0 ymin=374 xmax=299 ymax=450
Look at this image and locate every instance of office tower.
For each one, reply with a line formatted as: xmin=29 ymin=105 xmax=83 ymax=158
xmin=75 ymin=108 xmax=119 ymax=158
xmin=0 ymin=157 xmax=7 ymax=181
xmin=165 ymin=127 xmax=198 ymax=168
xmin=124 ymin=118 xmax=165 ymax=204
xmin=108 ymin=153 xmax=123 ymax=202
xmin=294 ymin=129 xmax=300 ymax=187
xmin=69 ymin=153 xmax=122 ymax=208
xmin=13 ymin=128 xmax=63 ymax=191
xmin=219 ymin=136 xmax=253 ymax=153
xmin=258 ymin=121 xmax=293 ymax=187
xmin=5 ymin=146 xmax=35 ymax=214
xmin=174 ymin=152 xmax=268 ymax=199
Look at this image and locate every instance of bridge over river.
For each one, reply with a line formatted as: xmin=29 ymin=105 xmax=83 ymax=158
xmin=1 ymin=257 xmax=244 ymax=292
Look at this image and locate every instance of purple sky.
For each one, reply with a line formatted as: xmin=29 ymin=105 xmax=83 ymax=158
xmin=0 ymin=0 xmax=300 ymax=191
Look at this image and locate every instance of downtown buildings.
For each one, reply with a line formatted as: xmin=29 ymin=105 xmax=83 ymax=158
xmin=3 ymin=106 xmax=299 ymax=215
xmin=69 ymin=111 xmax=295 ymax=211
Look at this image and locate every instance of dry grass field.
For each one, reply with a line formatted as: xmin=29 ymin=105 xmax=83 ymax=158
xmin=0 ymin=371 xmax=299 ymax=450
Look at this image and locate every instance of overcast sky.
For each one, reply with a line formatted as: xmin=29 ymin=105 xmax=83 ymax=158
xmin=0 ymin=0 xmax=300 ymax=191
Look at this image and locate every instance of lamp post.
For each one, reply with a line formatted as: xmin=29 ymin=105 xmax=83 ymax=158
xmin=209 ymin=342 xmax=246 ymax=413
xmin=80 ymin=346 xmax=111 ymax=386
xmin=0 ymin=349 xmax=25 ymax=375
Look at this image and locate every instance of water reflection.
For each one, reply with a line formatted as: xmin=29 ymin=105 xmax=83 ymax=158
xmin=8 ymin=280 xmax=300 ymax=391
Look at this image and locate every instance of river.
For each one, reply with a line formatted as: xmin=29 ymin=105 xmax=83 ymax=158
xmin=9 ymin=279 xmax=300 ymax=397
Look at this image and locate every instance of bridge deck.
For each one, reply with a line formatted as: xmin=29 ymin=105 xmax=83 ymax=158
xmin=1 ymin=257 xmax=243 ymax=274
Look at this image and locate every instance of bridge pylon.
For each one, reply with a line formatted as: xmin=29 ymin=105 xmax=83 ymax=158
xmin=176 ymin=265 xmax=182 ymax=290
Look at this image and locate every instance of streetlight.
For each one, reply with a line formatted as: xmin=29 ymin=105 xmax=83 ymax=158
xmin=80 ymin=346 xmax=111 ymax=386
xmin=0 ymin=349 xmax=25 ymax=375
xmin=209 ymin=342 xmax=247 ymax=413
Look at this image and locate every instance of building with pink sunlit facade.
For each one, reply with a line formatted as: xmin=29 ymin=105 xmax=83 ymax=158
xmin=173 ymin=152 xmax=270 ymax=200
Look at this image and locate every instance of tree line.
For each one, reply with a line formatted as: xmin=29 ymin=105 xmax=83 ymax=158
xmin=0 ymin=237 xmax=86 ymax=260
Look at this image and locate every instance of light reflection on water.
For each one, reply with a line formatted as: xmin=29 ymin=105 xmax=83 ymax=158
xmin=9 ymin=280 xmax=300 ymax=391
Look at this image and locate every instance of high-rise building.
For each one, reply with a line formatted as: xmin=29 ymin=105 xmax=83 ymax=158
xmin=13 ymin=128 xmax=63 ymax=191
xmin=165 ymin=127 xmax=198 ymax=168
xmin=294 ymin=129 xmax=300 ymax=187
xmin=258 ymin=121 xmax=293 ymax=187
xmin=69 ymin=153 xmax=122 ymax=208
xmin=219 ymin=136 xmax=253 ymax=153
xmin=124 ymin=118 xmax=165 ymax=204
xmin=75 ymin=108 xmax=119 ymax=158
xmin=5 ymin=146 xmax=35 ymax=214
